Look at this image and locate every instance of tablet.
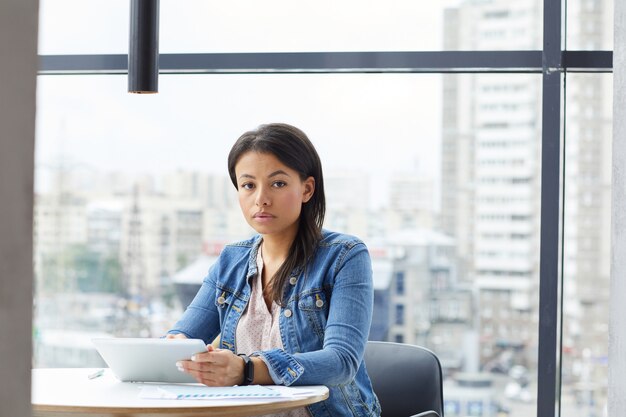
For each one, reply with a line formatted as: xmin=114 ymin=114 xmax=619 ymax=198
xmin=92 ymin=338 xmax=208 ymax=383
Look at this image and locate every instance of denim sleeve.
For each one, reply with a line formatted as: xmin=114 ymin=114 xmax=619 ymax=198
xmin=166 ymin=263 xmax=221 ymax=345
xmin=255 ymin=242 xmax=373 ymax=386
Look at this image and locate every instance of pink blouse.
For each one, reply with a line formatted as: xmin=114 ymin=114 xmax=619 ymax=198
xmin=235 ymin=247 xmax=311 ymax=417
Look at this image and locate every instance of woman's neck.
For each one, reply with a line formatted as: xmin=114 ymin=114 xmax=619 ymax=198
xmin=260 ymin=231 xmax=295 ymax=265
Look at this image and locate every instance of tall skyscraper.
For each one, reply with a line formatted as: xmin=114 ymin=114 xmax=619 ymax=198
xmin=442 ymin=0 xmax=542 ymax=369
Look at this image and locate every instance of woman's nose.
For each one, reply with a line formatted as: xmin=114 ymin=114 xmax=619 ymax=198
xmin=255 ymin=188 xmax=270 ymax=207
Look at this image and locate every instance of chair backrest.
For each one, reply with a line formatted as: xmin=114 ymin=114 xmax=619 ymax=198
xmin=364 ymin=341 xmax=444 ymax=417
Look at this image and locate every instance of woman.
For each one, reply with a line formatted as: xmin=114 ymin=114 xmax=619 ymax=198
xmin=167 ymin=123 xmax=380 ymax=417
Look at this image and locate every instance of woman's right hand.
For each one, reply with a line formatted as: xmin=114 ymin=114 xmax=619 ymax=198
xmin=165 ymin=333 xmax=188 ymax=339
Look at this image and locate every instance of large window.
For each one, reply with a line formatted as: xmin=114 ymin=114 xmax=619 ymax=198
xmin=35 ymin=1 xmax=613 ymax=417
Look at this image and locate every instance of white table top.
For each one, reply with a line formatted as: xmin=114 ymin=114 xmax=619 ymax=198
xmin=32 ymin=368 xmax=329 ymax=417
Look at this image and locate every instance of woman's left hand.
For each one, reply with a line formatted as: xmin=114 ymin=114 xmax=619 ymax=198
xmin=176 ymin=345 xmax=246 ymax=386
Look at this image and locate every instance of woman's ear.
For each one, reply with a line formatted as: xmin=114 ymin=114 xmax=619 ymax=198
xmin=302 ymin=177 xmax=315 ymax=203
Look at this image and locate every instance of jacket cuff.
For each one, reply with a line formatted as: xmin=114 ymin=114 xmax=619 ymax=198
xmin=253 ymin=349 xmax=304 ymax=386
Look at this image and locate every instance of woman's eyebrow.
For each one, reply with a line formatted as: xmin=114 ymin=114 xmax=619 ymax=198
xmin=238 ymin=170 xmax=290 ymax=180
xmin=268 ymin=170 xmax=290 ymax=178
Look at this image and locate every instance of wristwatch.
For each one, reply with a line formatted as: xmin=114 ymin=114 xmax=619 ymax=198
xmin=238 ymin=354 xmax=254 ymax=386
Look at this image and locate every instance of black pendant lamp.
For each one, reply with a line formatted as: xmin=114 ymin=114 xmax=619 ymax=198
xmin=128 ymin=0 xmax=160 ymax=94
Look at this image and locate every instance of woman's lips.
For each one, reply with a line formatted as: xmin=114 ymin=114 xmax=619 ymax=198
xmin=253 ymin=212 xmax=276 ymax=222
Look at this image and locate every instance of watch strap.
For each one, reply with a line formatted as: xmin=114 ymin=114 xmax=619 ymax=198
xmin=238 ymin=354 xmax=254 ymax=386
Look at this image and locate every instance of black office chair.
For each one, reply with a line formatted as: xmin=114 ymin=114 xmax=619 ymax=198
xmin=364 ymin=341 xmax=444 ymax=417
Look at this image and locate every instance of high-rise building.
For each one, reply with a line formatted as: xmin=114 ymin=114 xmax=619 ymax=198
xmin=442 ymin=0 xmax=542 ymax=371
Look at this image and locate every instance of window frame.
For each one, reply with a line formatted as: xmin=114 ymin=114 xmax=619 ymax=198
xmin=36 ymin=1 xmax=614 ymax=416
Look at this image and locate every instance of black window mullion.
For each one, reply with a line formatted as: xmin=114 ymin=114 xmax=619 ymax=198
xmin=538 ymin=70 xmax=562 ymax=417
xmin=537 ymin=0 xmax=563 ymax=415
xmin=38 ymin=50 xmax=612 ymax=75
xmin=39 ymin=51 xmax=544 ymax=74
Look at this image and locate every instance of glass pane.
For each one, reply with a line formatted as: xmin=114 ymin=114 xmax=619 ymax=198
xmin=566 ymin=0 xmax=613 ymax=50
xmin=444 ymin=0 xmax=542 ymax=50
xmin=440 ymin=73 xmax=542 ymax=417
xmin=38 ymin=0 xmax=129 ymax=55
xmin=561 ymin=73 xmax=612 ymax=417
xmin=34 ymin=72 xmax=542 ymax=417
xmin=38 ymin=0 xmax=543 ymax=55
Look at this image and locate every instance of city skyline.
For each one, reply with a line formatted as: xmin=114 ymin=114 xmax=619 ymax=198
xmin=34 ymin=73 xmax=443 ymax=212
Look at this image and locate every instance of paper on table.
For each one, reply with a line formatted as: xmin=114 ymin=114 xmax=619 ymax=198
xmin=266 ymin=386 xmax=319 ymax=397
xmin=139 ymin=385 xmax=285 ymax=400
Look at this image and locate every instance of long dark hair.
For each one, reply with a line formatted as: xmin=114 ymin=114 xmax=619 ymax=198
xmin=227 ymin=123 xmax=326 ymax=304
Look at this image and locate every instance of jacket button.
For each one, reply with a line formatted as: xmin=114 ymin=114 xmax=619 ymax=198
xmin=289 ymin=277 xmax=297 ymax=285
xmin=315 ymin=299 xmax=324 ymax=308
xmin=284 ymin=309 xmax=293 ymax=318
xmin=217 ymin=296 xmax=226 ymax=305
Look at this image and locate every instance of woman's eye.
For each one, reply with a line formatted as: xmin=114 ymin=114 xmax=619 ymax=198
xmin=240 ymin=183 xmax=254 ymax=190
xmin=272 ymin=181 xmax=287 ymax=188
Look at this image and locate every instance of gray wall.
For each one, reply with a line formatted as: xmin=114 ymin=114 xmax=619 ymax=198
xmin=610 ymin=0 xmax=626 ymax=415
xmin=0 ymin=0 xmax=38 ymax=416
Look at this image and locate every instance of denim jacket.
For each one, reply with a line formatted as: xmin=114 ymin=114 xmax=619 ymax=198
xmin=168 ymin=230 xmax=381 ymax=417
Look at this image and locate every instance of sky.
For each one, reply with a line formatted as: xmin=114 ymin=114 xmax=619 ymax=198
xmin=38 ymin=0 xmax=452 ymax=54
xmin=35 ymin=0 xmax=454 ymax=207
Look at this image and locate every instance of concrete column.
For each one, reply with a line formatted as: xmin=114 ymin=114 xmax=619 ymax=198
xmin=0 ymin=0 xmax=38 ymax=416
xmin=610 ymin=0 xmax=626 ymax=415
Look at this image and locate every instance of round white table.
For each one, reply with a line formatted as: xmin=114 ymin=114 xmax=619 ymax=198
xmin=32 ymin=368 xmax=329 ymax=417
